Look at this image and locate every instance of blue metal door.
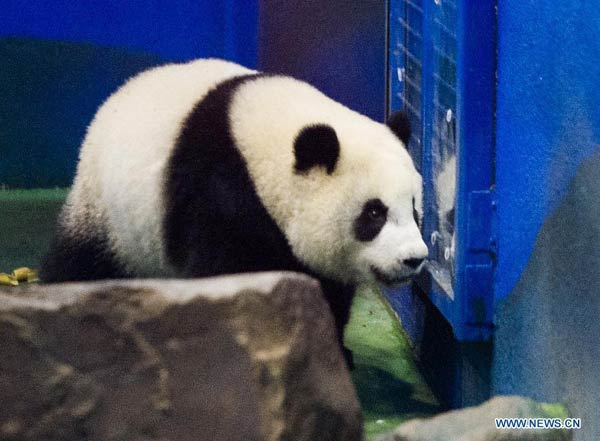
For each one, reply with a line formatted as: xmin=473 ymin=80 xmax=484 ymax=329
xmin=388 ymin=0 xmax=496 ymax=340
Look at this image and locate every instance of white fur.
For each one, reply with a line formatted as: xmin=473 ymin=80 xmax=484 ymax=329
xmin=230 ymin=76 xmax=428 ymax=284
xmin=65 ymin=59 xmax=254 ymax=276
xmin=66 ymin=59 xmax=428 ymax=284
xmin=435 ymin=154 xmax=456 ymax=262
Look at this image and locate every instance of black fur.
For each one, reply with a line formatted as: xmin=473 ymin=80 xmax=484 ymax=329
xmin=413 ymin=198 xmax=420 ymax=225
xmin=40 ymin=222 xmax=129 ymax=282
xmin=163 ymin=74 xmax=301 ymax=276
xmin=353 ymin=198 xmax=388 ymax=242
xmin=386 ymin=110 xmax=412 ymax=147
xmin=293 ymin=124 xmax=340 ymax=175
xmin=164 ymin=74 xmax=354 ymax=365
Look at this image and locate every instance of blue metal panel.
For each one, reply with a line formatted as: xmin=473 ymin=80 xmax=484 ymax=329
xmin=388 ymin=0 xmax=496 ymax=340
xmin=453 ymin=0 xmax=496 ymax=340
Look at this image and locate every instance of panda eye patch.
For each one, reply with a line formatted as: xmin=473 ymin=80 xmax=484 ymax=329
xmin=354 ymin=199 xmax=388 ymax=242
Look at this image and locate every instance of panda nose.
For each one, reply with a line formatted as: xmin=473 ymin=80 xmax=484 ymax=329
xmin=404 ymin=258 xmax=424 ymax=269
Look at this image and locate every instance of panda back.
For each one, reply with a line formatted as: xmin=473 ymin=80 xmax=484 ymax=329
xmin=68 ymin=59 xmax=254 ymax=276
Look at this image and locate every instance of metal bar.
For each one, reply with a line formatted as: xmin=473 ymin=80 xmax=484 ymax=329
xmin=453 ymin=0 xmax=497 ymax=340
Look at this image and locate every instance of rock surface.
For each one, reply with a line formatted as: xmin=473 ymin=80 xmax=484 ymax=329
xmin=0 ymin=272 xmax=362 ymax=441
xmin=376 ymin=395 xmax=572 ymax=441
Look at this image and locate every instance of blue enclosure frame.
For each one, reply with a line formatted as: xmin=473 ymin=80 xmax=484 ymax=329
xmin=389 ymin=0 xmax=496 ymax=340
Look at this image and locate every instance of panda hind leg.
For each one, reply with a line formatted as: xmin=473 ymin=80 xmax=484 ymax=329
xmin=319 ymin=278 xmax=356 ymax=369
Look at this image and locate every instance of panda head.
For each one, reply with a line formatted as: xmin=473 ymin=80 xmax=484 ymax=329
xmin=285 ymin=110 xmax=428 ymax=286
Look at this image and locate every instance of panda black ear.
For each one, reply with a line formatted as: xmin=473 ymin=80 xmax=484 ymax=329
xmin=386 ymin=110 xmax=411 ymax=148
xmin=294 ymin=124 xmax=340 ymax=175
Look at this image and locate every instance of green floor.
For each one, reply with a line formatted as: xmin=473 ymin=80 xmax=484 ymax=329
xmin=347 ymin=285 xmax=439 ymax=439
xmin=1 ymin=189 xmax=439 ymax=439
xmin=0 ymin=188 xmax=67 ymax=271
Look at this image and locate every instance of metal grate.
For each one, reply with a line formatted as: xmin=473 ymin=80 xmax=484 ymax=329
xmin=431 ymin=0 xmax=457 ymax=277
xmin=389 ymin=0 xmax=497 ymax=341
xmin=389 ymin=0 xmax=423 ymax=169
xmin=390 ymin=0 xmax=458 ymax=291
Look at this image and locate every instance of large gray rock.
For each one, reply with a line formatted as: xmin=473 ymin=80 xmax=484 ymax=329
xmin=376 ymin=396 xmax=572 ymax=441
xmin=0 ymin=272 xmax=362 ymax=441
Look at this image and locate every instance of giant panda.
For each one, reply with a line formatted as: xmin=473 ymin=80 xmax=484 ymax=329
xmin=41 ymin=59 xmax=428 ymax=364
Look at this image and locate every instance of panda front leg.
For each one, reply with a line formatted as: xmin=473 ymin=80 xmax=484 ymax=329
xmin=41 ymin=226 xmax=129 ymax=282
xmin=318 ymin=278 xmax=356 ymax=369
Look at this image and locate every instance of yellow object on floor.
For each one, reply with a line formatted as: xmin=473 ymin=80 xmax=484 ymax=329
xmin=0 ymin=267 xmax=39 ymax=286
